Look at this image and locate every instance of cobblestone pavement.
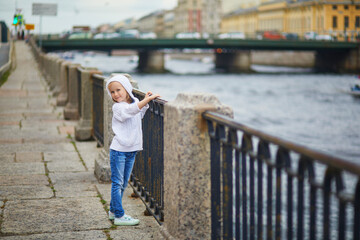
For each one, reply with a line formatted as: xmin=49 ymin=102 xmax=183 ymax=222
xmin=0 ymin=41 xmax=163 ymax=239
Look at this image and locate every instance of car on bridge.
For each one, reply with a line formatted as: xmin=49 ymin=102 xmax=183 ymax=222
xmin=118 ymin=29 xmax=140 ymax=39
xmin=93 ymin=32 xmax=121 ymax=39
xmin=282 ymin=32 xmax=299 ymax=40
xmin=218 ymin=32 xmax=245 ymax=39
xmin=175 ymin=32 xmax=201 ymax=39
xmin=315 ymin=34 xmax=332 ymax=41
xmin=304 ymin=31 xmax=317 ymax=40
xmin=140 ymin=32 xmax=157 ymax=39
xmin=68 ymin=31 xmax=93 ymax=39
xmin=256 ymin=31 xmax=285 ymax=40
xmin=263 ymin=31 xmax=285 ymax=40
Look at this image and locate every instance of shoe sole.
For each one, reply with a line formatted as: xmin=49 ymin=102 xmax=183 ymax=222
xmin=114 ymin=221 xmax=140 ymax=226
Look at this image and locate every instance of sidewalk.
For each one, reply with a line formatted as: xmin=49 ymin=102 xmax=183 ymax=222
xmin=0 ymin=41 xmax=163 ymax=239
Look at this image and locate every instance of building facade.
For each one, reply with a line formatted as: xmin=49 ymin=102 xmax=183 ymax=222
xmin=222 ymin=0 xmax=261 ymax=15
xmin=162 ymin=10 xmax=175 ymax=38
xmin=173 ymin=0 xmax=224 ymax=37
xmin=137 ymin=11 xmax=164 ymax=33
xmin=221 ymin=0 xmax=360 ymax=40
xmin=113 ymin=18 xmax=138 ymax=32
xmin=221 ymin=7 xmax=258 ymax=34
xmin=202 ymin=0 xmax=222 ymax=37
xmin=175 ymin=0 xmax=203 ymax=34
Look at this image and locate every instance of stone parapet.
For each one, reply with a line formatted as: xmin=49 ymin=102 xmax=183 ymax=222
xmin=162 ymin=93 xmax=233 ymax=239
xmin=39 ymin=53 xmax=46 ymax=83
xmin=56 ymin=61 xmax=71 ymax=106
xmin=48 ymin=55 xmax=59 ymax=92
xmin=51 ymin=58 xmax=63 ymax=97
xmin=42 ymin=54 xmax=50 ymax=85
xmin=64 ymin=64 xmax=81 ymax=120
xmin=75 ymin=69 xmax=102 ymax=141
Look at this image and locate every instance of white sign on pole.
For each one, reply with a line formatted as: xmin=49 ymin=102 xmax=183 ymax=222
xmin=32 ymin=3 xmax=58 ymax=16
xmin=32 ymin=3 xmax=57 ymax=49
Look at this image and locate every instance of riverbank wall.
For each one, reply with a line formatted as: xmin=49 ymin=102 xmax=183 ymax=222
xmin=168 ymin=51 xmax=315 ymax=68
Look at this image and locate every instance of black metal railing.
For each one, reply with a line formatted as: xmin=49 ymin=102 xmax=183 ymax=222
xmin=92 ymin=74 xmax=105 ymax=147
xmin=65 ymin=65 xmax=70 ymax=103
xmin=203 ymin=111 xmax=360 ymax=240
xmin=77 ymin=67 xmax=82 ymax=118
xmin=130 ymin=89 xmax=166 ymax=224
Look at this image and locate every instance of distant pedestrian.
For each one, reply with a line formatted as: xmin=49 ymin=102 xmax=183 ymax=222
xmin=105 ymin=74 xmax=160 ymax=226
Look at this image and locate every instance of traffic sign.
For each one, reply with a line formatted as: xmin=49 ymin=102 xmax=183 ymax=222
xmin=25 ymin=24 xmax=35 ymax=30
xmin=32 ymin=3 xmax=57 ymax=16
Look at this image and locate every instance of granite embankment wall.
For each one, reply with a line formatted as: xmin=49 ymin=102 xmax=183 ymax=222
xmin=251 ymin=50 xmax=314 ymax=67
xmin=169 ymin=51 xmax=315 ymax=68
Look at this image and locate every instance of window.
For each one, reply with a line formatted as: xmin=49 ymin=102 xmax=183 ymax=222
xmin=344 ymin=16 xmax=349 ymax=28
xmin=357 ymin=5 xmax=360 ymax=10
xmin=344 ymin=5 xmax=348 ymax=10
xmin=333 ymin=16 xmax=337 ymax=28
xmin=356 ymin=16 xmax=360 ymax=28
xmin=332 ymin=5 xmax=337 ymax=10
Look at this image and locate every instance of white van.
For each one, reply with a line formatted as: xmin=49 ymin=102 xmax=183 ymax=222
xmin=218 ymin=32 xmax=245 ymax=39
xmin=175 ymin=32 xmax=201 ymax=39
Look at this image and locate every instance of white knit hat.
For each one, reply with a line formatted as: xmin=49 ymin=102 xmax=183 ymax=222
xmin=106 ymin=74 xmax=135 ymax=102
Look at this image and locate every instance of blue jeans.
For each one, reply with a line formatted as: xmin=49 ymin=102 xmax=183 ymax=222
xmin=109 ymin=149 xmax=137 ymax=218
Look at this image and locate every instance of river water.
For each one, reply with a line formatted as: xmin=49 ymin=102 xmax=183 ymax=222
xmin=58 ymin=51 xmax=360 ymax=164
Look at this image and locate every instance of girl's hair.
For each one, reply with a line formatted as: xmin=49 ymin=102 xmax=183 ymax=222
xmin=125 ymin=93 xmax=133 ymax=103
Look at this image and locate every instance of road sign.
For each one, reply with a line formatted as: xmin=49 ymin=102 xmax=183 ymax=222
xmin=32 ymin=3 xmax=57 ymax=49
xmin=32 ymin=3 xmax=57 ymax=16
xmin=25 ymin=24 xmax=35 ymax=30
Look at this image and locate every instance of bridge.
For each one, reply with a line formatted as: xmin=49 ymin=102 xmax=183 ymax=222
xmin=39 ymin=38 xmax=360 ymax=73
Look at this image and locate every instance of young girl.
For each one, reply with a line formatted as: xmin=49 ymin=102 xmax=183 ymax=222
xmin=106 ymin=74 xmax=160 ymax=226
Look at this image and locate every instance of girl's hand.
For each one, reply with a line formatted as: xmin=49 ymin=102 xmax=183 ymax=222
xmin=145 ymin=91 xmax=160 ymax=100
xmin=138 ymin=91 xmax=161 ymax=109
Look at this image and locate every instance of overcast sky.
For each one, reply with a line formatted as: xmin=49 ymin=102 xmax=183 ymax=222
xmin=0 ymin=0 xmax=177 ymax=34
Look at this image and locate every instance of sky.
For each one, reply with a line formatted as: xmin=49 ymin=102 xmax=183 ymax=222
xmin=0 ymin=0 xmax=177 ymax=34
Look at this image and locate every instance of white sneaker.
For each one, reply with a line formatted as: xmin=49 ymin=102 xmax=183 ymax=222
xmin=114 ymin=215 xmax=140 ymax=226
xmin=109 ymin=211 xmax=132 ymax=221
xmin=108 ymin=211 xmax=115 ymax=220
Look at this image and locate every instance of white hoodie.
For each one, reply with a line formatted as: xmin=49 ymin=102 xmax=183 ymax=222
xmin=105 ymin=75 xmax=148 ymax=152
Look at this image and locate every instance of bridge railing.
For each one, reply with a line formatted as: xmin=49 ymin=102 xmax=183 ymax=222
xmin=202 ymin=111 xmax=360 ymax=240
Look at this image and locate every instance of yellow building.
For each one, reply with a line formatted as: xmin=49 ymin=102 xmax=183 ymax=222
xmin=221 ymin=0 xmax=360 ymax=40
xmin=221 ymin=7 xmax=258 ymax=34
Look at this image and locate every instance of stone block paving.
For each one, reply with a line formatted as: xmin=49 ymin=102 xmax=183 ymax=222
xmin=0 ymin=41 xmax=163 ymax=239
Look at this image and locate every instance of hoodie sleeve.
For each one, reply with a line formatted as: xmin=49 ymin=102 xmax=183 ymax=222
xmin=140 ymin=104 xmax=149 ymax=119
xmin=112 ymin=102 xmax=141 ymax=122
